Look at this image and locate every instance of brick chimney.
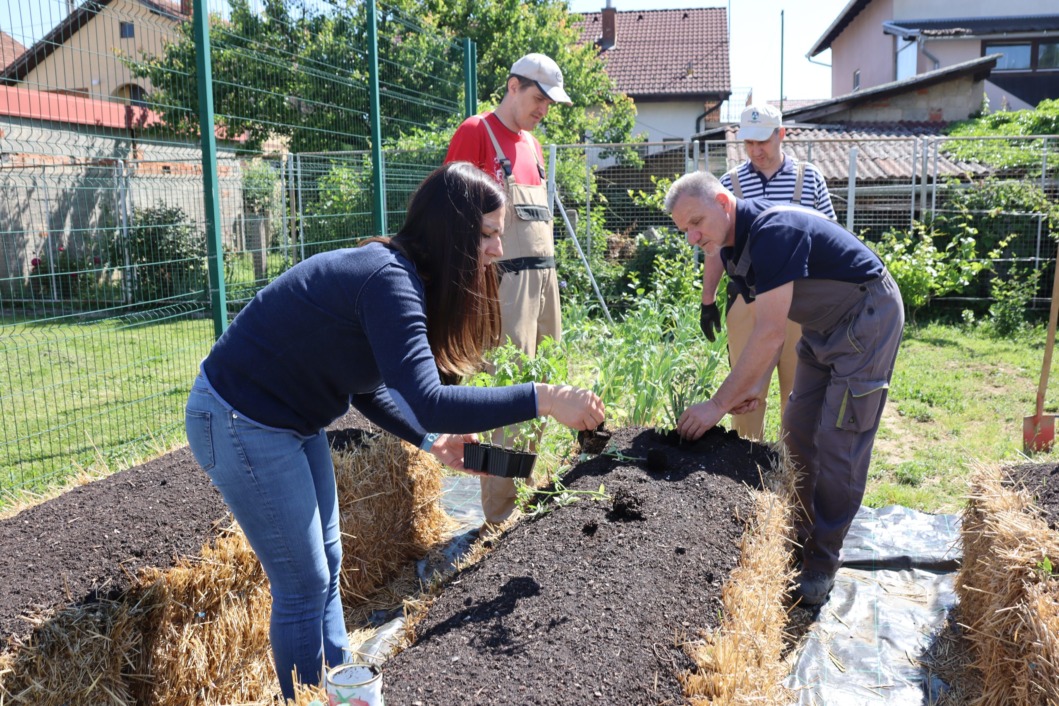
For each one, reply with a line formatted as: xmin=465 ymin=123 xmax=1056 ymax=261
xmin=599 ymin=0 xmax=616 ymax=51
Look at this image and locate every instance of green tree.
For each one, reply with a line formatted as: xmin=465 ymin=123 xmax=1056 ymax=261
xmin=132 ymin=0 xmax=636 ymax=154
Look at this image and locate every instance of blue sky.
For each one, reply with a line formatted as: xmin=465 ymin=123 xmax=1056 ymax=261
xmin=566 ymin=0 xmax=851 ymax=103
xmin=1 ymin=0 xmax=851 ymax=103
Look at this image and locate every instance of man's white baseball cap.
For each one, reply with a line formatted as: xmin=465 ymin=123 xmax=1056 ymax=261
xmin=736 ymin=104 xmax=783 ymax=141
xmin=510 ymin=53 xmax=573 ymax=105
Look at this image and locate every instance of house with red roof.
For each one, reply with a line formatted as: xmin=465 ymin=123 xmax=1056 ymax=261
xmin=2 ymin=0 xmax=189 ymax=106
xmin=577 ymin=2 xmax=730 ymax=143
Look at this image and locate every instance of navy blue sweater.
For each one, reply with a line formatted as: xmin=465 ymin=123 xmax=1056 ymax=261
xmin=202 ymin=242 xmax=537 ymax=443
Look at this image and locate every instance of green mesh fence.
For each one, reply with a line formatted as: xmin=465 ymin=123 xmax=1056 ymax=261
xmin=0 ymin=0 xmax=471 ymax=502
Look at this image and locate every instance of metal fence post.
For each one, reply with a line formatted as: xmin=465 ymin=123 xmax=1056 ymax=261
xmin=367 ymin=0 xmax=387 ymax=235
xmin=463 ymin=38 xmax=477 ymax=118
xmin=285 ymin=154 xmax=296 ymax=261
xmin=584 ymin=133 xmax=592 ymax=260
xmin=909 ymin=138 xmax=918 ymax=225
xmin=920 ymin=138 xmax=930 ymax=216
xmin=931 ymin=137 xmax=939 ymax=214
xmin=846 ymin=147 xmax=858 ymax=232
xmin=193 ymin=0 xmax=228 ymax=338
xmin=117 ymin=160 xmax=132 ymax=304
xmin=547 ymin=144 xmax=556 ymax=215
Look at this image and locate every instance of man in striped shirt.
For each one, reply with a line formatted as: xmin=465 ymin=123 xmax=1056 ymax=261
xmin=699 ymin=104 xmax=836 ymax=441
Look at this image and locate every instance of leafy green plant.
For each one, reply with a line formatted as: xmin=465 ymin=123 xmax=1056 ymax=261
xmin=469 ymin=337 xmax=569 ymax=452
xmin=107 ymin=202 xmax=206 ymax=305
xmin=583 ymin=241 xmax=725 ymax=427
xmin=943 ymin=98 xmax=1059 ymax=171
xmin=517 ymin=467 xmax=607 ymax=519
xmin=29 ymin=246 xmax=107 ymax=301
xmin=988 ymin=264 xmax=1041 ymax=337
xmin=241 ymin=159 xmax=279 ymax=215
xmin=861 ymin=219 xmax=999 ymax=317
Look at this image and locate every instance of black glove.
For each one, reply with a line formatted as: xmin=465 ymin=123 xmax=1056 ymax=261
xmin=699 ymin=303 xmax=721 ymax=342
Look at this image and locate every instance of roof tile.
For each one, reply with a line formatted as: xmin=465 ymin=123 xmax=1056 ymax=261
xmin=577 ymin=8 xmax=729 ymax=98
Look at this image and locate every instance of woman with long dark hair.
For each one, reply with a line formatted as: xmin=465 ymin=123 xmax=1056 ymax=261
xmin=184 ymin=162 xmax=604 ymax=699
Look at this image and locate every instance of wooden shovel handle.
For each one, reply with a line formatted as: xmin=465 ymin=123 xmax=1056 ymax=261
xmin=1037 ymin=254 xmax=1059 ymax=418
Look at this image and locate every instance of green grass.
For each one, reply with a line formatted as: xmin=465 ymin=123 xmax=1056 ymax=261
xmin=0 ymin=312 xmax=213 ymax=504
xmin=860 ymin=320 xmax=1059 ymax=513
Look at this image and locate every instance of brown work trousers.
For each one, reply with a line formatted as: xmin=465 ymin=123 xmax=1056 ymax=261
xmin=726 ymin=295 xmax=802 ymax=440
xmin=481 ymin=267 xmax=562 ymax=524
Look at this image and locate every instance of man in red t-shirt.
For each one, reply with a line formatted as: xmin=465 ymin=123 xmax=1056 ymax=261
xmin=445 ymin=53 xmax=572 ymax=525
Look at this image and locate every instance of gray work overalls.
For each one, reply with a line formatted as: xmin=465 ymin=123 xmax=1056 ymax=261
xmin=727 ymin=205 xmax=904 ymax=574
xmin=478 ymin=119 xmax=562 ymax=524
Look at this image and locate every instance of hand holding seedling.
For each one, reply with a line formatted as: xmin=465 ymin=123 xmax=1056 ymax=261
xmin=536 ymin=384 xmax=605 ymax=431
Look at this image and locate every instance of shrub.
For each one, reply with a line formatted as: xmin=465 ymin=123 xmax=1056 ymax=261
xmin=861 ymin=219 xmax=998 ymax=318
xmin=988 ymin=264 xmax=1040 ymax=337
xmin=28 ymin=246 xmax=105 ymax=300
xmin=108 ymin=202 xmax=205 ymax=304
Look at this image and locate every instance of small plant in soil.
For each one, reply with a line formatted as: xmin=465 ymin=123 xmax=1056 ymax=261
xmin=517 ymin=463 xmax=608 ymax=519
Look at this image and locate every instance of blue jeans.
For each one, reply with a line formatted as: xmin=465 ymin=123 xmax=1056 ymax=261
xmin=185 ymin=374 xmax=348 ymax=700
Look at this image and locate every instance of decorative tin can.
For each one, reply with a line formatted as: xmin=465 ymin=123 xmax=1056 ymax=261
xmin=325 ymin=662 xmax=383 ymax=706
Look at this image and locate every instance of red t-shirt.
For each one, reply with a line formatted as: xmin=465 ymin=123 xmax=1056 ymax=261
xmin=444 ymin=112 xmax=545 ymax=187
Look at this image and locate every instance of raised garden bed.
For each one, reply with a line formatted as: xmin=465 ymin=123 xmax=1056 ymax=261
xmin=0 ymin=416 xmax=795 ymax=705
xmin=383 ymin=426 xmax=792 ymax=704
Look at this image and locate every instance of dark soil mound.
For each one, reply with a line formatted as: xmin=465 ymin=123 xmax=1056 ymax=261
xmin=0 ymin=409 xmax=374 ymax=644
xmin=384 ymin=426 xmax=775 ymax=705
xmin=1003 ymin=461 xmax=1059 ymax=529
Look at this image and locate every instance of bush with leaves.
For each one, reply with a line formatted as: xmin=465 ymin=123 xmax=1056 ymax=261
xmin=988 ymin=264 xmax=1041 ymax=337
xmin=29 ymin=246 xmax=107 ymax=301
xmin=862 ymin=217 xmax=1003 ymax=318
xmin=108 ymin=202 xmax=206 ymax=304
xmin=943 ymin=98 xmax=1059 ymax=172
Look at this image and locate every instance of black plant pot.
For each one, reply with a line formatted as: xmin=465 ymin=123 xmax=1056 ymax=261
xmin=464 ymin=442 xmax=490 ymax=472
xmin=464 ymin=443 xmax=537 ymax=478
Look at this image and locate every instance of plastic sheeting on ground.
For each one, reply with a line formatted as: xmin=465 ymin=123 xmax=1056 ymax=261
xmin=353 ymin=481 xmax=964 ymax=705
xmin=786 ymin=505 xmax=962 ymax=705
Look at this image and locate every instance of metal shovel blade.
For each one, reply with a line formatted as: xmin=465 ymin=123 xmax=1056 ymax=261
xmin=1023 ymin=413 xmax=1055 ymax=454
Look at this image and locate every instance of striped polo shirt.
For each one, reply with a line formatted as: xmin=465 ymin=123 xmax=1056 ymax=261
xmin=720 ymin=154 xmax=836 ymax=219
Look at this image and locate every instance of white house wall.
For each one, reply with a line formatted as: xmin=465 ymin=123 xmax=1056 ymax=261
xmin=631 ymin=101 xmax=707 ymax=143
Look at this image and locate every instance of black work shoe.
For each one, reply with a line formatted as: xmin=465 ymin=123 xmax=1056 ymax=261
xmin=794 ymin=569 xmax=836 ymax=606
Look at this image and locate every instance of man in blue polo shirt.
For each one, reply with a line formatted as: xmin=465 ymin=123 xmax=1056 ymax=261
xmin=700 ymin=104 xmax=836 ymax=442
xmin=665 ymin=171 xmax=904 ymax=607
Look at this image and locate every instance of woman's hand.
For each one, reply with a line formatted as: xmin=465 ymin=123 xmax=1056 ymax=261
xmin=429 ymin=433 xmax=488 ymax=477
xmin=535 ymin=384 xmax=605 ymax=431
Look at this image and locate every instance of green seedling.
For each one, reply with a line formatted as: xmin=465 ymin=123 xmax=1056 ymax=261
xmin=599 ymin=443 xmax=646 ymax=463
xmin=519 ymin=476 xmax=608 ymax=519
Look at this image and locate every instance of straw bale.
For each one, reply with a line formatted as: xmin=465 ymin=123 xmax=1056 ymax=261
xmin=334 ymin=433 xmax=455 ymax=613
xmin=0 ymin=595 xmax=147 ymax=705
xmin=0 ymin=434 xmax=456 ymax=706
xmin=682 ymin=451 xmax=795 ymax=705
xmin=957 ymin=465 xmax=1059 ymax=705
xmin=132 ymin=527 xmax=275 ymax=705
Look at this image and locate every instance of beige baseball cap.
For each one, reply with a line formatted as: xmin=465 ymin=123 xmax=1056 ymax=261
xmin=510 ymin=53 xmax=572 ymax=105
xmin=736 ymin=104 xmax=783 ymax=141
